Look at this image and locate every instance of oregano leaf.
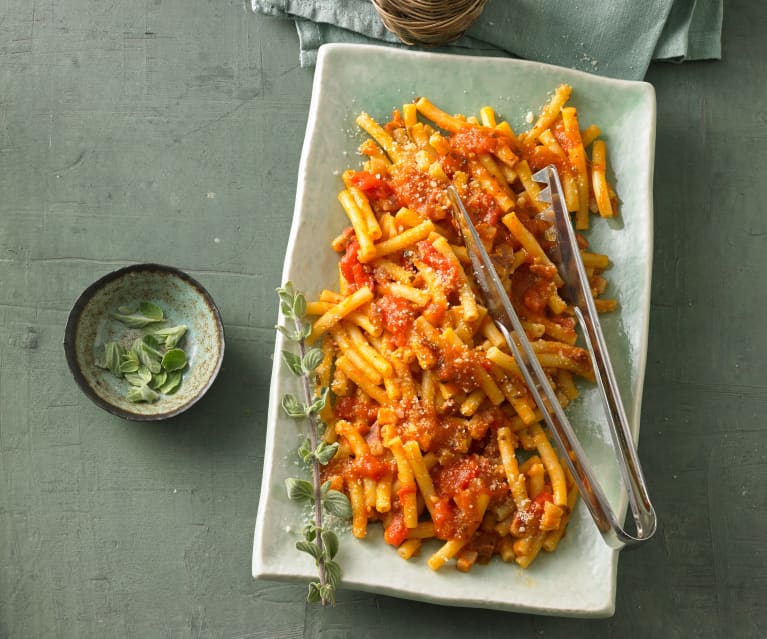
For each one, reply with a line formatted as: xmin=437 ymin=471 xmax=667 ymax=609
xmin=307 ymin=387 xmax=329 ymax=416
xmin=302 ymin=522 xmax=317 ymax=542
xmin=321 ymin=530 xmax=339 ymax=560
xmin=110 ymin=303 xmax=165 ymax=328
xmin=159 ymin=370 xmax=182 ymax=394
xmin=319 ymin=584 xmax=336 ymax=606
xmin=285 ymin=477 xmax=314 ymax=503
xmin=306 ymin=582 xmax=322 ymax=604
xmin=302 ymin=347 xmax=324 ymax=373
xmin=314 ymin=441 xmax=339 ymax=465
xmin=126 ymin=384 xmax=160 ymax=403
xmin=281 ymin=350 xmax=303 ymax=377
xmin=296 ymin=541 xmax=322 ymax=562
xmin=277 ymin=282 xmax=295 ymax=303
xmin=323 ymin=560 xmax=342 ymax=589
xmin=293 ymin=293 xmax=307 ymax=318
xmin=280 ymin=300 xmax=294 ymax=317
xmin=161 ymin=348 xmax=187 ymax=372
xmin=323 ymin=490 xmax=352 ymax=519
xmin=298 ymin=321 xmax=312 ymax=340
xmin=152 ymin=325 xmax=187 ymax=348
xmin=298 ymin=438 xmax=313 ymax=463
xmin=281 ymin=393 xmax=306 ymax=418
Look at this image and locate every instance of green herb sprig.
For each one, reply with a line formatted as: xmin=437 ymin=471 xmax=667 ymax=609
xmin=277 ymin=282 xmax=352 ymax=606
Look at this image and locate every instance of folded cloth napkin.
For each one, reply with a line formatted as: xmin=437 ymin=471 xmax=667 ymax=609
xmin=250 ymin=0 xmax=722 ymax=80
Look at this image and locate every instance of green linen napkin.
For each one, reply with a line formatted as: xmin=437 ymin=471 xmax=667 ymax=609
xmin=250 ymin=0 xmax=722 ymax=80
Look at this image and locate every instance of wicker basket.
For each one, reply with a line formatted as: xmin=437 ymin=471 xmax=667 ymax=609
xmin=372 ymin=0 xmax=488 ymax=46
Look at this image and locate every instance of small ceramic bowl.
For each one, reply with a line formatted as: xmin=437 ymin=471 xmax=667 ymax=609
xmin=64 ymin=264 xmax=225 ymax=421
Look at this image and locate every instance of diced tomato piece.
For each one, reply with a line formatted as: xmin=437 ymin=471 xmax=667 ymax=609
xmin=384 ymin=511 xmax=409 ymax=547
xmin=374 ymin=295 xmax=415 ymax=347
xmin=350 ymin=453 xmax=390 ymax=482
xmin=431 ymin=498 xmax=455 ymax=539
xmin=450 ymin=126 xmax=500 ymax=155
xmin=348 ymin=170 xmax=394 ymax=201
xmin=339 ymin=240 xmax=374 ymax=292
xmin=417 ymin=240 xmax=460 ymax=291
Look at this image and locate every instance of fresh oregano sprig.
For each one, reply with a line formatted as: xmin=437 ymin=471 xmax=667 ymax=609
xmin=277 ymin=282 xmax=352 ymax=606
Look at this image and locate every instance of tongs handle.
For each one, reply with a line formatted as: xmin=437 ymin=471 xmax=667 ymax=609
xmin=532 ymin=165 xmax=656 ymax=547
xmin=447 ymin=182 xmax=655 ymax=550
xmin=575 ymin=304 xmax=657 ymax=546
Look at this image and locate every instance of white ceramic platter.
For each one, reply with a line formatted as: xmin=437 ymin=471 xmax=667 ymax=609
xmin=253 ymin=43 xmax=655 ymax=617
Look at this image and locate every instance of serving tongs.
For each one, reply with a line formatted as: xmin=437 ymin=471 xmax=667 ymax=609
xmin=446 ymin=166 xmax=656 ymax=549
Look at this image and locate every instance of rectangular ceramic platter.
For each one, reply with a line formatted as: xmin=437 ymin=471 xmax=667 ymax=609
xmin=253 ymin=43 xmax=655 ymax=617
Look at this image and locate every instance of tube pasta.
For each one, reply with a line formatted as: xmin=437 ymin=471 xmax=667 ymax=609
xmin=311 ymin=87 xmax=621 ymax=572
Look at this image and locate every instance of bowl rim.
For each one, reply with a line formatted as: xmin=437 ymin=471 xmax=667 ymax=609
xmin=64 ymin=262 xmax=225 ymax=422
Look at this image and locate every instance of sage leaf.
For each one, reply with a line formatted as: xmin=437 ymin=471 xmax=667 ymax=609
xmin=126 ymin=384 xmax=160 ymax=403
xmin=323 ymin=490 xmax=352 ymax=519
xmin=320 ymin=480 xmax=331 ymax=498
xmin=158 ymin=371 xmax=182 ymax=394
xmin=151 ymin=325 xmax=187 ymax=348
xmin=281 ymin=350 xmax=303 ymax=377
xmin=321 ymin=530 xmax=339 ymax=560
xmin=296 ymin=540 xmax=322 ymax=562
xmin=161 ymin=348 xmax=187 ymax=372
xmin=302 ymin=348 xmax=324 ymax=373
xmin=111 ymin=302 xmax=165 ymax=328
xmin=285 ymin=477 xmax=314 ymax=503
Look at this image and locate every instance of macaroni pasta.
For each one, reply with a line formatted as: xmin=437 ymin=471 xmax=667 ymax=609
xmin=309 ymin=86 xmax=618 ymax=571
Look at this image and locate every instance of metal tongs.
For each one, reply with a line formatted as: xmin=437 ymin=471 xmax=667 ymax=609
xmin=447 ymin=165 xmax=656 ymax=549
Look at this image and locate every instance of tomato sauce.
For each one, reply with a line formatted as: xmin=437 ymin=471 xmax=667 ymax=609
xmin=416 ymin=240 xmax=460 ymax=292
xmin=389 ymin=163 xmax=446 ymax=220
xmin=465 ymin=187 xmax=503 ymax=226
xmin=339 ymin=240 xmax=374 ymax=292
xmin=435 ymin=342 xmax=489 ymax=392
xmin=384 ymin=511 xmax=409 ymax=547
xmin=374 ymin=294 xmax=416 ymax=347
xmin=439 ymin=150 xmax=468 ymax=177
xmin=450 ymin=126 xmax=501 ymax=156
xmin=348 ymin=170 xmax=395 ymax=202
xmin=349 ymin=453 xmax=392 ymax=482
xmin=335 ymin=395 xmax=378 ymax=428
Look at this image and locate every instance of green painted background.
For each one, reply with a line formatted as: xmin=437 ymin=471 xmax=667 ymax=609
xmin=1 ymin=1 xmax=764 ymax=637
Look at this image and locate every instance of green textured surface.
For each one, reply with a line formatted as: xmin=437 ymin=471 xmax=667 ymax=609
xmin=0 ymin=1 xmax=764 ymax=638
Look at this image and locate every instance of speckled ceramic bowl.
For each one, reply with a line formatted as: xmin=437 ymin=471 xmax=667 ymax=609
xmin=64 ymin=264 xmax=225 ymax=421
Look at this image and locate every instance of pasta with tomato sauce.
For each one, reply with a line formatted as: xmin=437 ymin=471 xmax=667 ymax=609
xmin=307 ymin=85 xmax=618 ymax=571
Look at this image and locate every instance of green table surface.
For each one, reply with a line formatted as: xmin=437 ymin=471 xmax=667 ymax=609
xmin=1 ymin=1 xmax=765 ymax=638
